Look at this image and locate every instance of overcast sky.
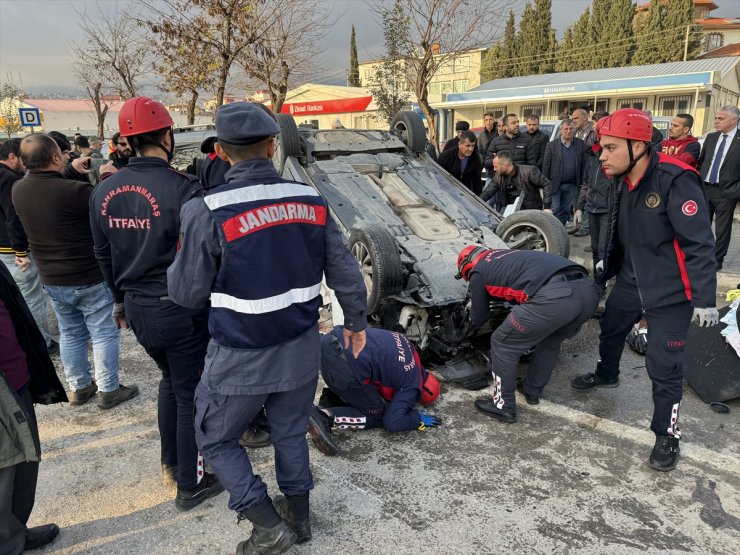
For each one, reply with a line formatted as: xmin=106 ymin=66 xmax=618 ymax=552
xmin=1 ymin=0 xmax=738 ymax=95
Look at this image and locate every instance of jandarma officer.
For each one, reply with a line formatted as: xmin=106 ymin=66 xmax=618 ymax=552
xmin=167 ymin=102 xmax=367 ymax=555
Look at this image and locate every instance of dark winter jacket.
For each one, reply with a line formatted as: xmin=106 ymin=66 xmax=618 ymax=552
xmin=527 ymin=130 xmax=549 ymax=170
xmin=0 ymin=164 xmax=28 ymax=257
xmin=577 ymin=163 xmax=611 ymax=214
xmin=484 ymin=132 xmax=535 ymax=171
xmin=437 ymin=147 xmax=483 ymax=195
xmin=542 ymin=137 xmax=586 ymax=192
xmin=481 ymin=164 xmax=552 ymax=210
xmin=0 ymin=262 xmax=66 ymax=405
xmin=599 ymin=153 xmax=716 ymax=309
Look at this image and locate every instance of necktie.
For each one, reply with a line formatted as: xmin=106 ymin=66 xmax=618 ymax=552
xmin=708 ymin=134 xmax=728 ymax=184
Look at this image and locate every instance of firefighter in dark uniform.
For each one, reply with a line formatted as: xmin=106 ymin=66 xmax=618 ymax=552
xmin=458 ymin=247 xmax=600 ymax=423
xmin=89 ymin=97 xmax=223 ymax=509
xmin=570 ymin=108 xmax=718 ymax=472
xmin=167 ymin=102 xmax=367 ymax=555
xmin=307 ymin=326 xmax=441 ymax=456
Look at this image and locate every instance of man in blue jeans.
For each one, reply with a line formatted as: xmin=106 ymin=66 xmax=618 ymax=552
xmin=12 ymin=133 xmax=137 ymax=409
xmin=542 ymin=119 xmax=586 ymax=225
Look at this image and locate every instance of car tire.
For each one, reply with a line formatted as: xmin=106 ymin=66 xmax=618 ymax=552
xmin=497 ymin=210 xmax=570 ymax=258
xmin=390 ymin=111 xmax=427 ymax=154
xmin=348 ymin=226 xmax=403 ymax=314
xmin=274 ymin=113 xmax=301 ymax=174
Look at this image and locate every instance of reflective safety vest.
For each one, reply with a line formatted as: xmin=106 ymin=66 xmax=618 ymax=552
xmin=204 ymin=180 xmax=328 ymax=349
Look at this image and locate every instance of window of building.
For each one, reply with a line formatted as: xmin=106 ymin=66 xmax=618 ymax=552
xmin=454 ymin=56 xmax=470 ymax=74
xmin=429 ymin=81 xmax=452 ymax=95
xmin=521 ymin=104 xmax=545 ymax=118
xmin=453 ymin=79 xmax=469 ymax=93
xmin=704 ymin=33 xmax=723 ymax=52
xmin=364 ymin=69 xmax=374 ymax=81
xmin=617 ymin=98 xmax=647 ymax=110
xmin=657 ymin=95 xmax=692 ymax=116
xmin=595 ymin=99 xmax=609 ymax=113
xmin=437 ymin=61 xmax=453 ymax=75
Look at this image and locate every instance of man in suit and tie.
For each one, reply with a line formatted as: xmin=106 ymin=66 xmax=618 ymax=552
xmin=697 ymin=105 xmax=740 ymax=271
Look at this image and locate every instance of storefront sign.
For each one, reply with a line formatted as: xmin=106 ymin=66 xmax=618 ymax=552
xmin=281 ymin=96 xmax=373 ymax=115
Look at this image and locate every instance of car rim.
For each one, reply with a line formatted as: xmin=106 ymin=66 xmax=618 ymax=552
xmin=394 ymin=122 xmax=409 ymax=144
xmin=351 ymin=242 xmax=374 ymax=295
xmin=502 ymin=223 xmax=550 ymax=251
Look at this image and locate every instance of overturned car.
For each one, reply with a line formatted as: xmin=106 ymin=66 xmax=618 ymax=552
xmin=269 ymin=111 xmax=569 ymax=389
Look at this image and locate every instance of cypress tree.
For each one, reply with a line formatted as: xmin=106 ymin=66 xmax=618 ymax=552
xmin=588 ymin=0 xmax=611 ymax=69
xmin=605 ymin=0 xmax=634 ymax=68
xmin=632 ymin=0 xmax=666 ymax=65
xmin=664 ymin=0 xmax=702 ymax=62
xmin=570 ymin=8 xmax=592 ymax=69
xmin=555 ymin=26 xmax=576 ymax=73
xmin=514 ymin=2 xmax=538 ymax=76
xmin=349 ymin=25 xmax=361 ymax=87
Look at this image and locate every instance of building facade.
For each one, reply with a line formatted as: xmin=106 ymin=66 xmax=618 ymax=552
xmin=437 ymin=57 xmax=740 ymax=138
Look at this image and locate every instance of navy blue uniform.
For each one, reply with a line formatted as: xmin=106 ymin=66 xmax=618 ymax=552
xmin=594 ymin=152 xmax=716 ymax=438
xmin=167 ymin=158 xmax=366 ymax=514
xmin=320 ymin=326 xmax=427 ymax=432
xmin=89 ymin=157 xmax=209 ymax=492
xmin=470 ymin=249 xmax=599 ymax=413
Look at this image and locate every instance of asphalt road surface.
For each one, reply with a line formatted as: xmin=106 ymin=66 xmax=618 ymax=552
xmin=30 ymin=314 xmax=740 ymax=554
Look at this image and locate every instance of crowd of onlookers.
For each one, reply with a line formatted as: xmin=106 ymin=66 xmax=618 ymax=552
xmin=434 ymin=105 xmax=740 ymax=272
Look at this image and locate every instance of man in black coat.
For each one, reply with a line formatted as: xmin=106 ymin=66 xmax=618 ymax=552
xmin=0 ymin=262 xmax=66 ymax=553
xmin=484 ymin=114 xmax=535 ymax=172
xmin=481 ymin=151 xmax=552 ymax=212
xmin=697 ymin=105 xmax=740 ymax=271
xmin=442 ymin=120 xmax=470 ymax=153
xmin=542 ymin=120 xmax=586 ymax=225
xmin=525 ymin=115 xmax=549 ymax=170
xmin=437 ymin=130 xmax=482 ymax=195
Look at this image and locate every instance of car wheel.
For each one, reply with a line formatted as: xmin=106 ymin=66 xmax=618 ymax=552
xmin=497 ymin=210 xmax=570 ymax=258
xmin=274 ymin=113 xmax=301 ymax=174
xmin=348 ymin=226 xmax=403 ymax=314
xmin=390 ymin=111 xmax=427 ymax=154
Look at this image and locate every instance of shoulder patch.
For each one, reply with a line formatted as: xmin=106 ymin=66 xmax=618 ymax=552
xmin=657 ymin=153 xmax=700 ymax=176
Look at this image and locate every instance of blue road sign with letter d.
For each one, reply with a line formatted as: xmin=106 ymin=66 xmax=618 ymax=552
xmin=19 ymin=108 xmax=41 ymax=127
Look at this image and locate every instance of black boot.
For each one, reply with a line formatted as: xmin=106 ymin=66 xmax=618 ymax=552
xmin=236 ymin=498 xmax=297 ymax=555
xmin=307 ymin=406 xmax=339 ymax=455
xmin=274 ymin=492 xmax=311 ymax=543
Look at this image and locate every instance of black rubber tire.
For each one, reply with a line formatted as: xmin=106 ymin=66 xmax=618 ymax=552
xmin=348 ymin=226 xmax=403 ymax=314
xmin=497 ymin=210 xmax=570 ymax=258
xmin=274 ymin=113 xmax=301 ymax=173
xmin=390 ymin=111 xmax=427 ymax=154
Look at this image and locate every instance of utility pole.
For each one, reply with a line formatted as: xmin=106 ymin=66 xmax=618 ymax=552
xmin=683 ymin=24 xmax=690 ymax=62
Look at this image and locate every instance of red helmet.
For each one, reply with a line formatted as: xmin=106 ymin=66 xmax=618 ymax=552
xmin=118 ymin=96 xmax=174 ymax=137
xmin=596 ymin=108 xmax=653 ymax=142
xmin=455 ymin=245 xmax=489 ymax=281
xmin=420 ymin=371 xmax=440 ymax=405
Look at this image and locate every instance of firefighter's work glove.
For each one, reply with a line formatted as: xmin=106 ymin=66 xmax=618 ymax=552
xmin=692 ymin=307 xmax=719 ymax=327
xmin=418 ymin=412 xmax=441 ymax=430
xmin=112 ymin=303 xmax=129 ymax=330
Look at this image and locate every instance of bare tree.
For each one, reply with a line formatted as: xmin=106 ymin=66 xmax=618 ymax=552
xmin=238 ymin=0 xmax=333 ymax=113
xmin=68 ymin=42 xmax=111 ymax=138
xmin=75 ymin=4 xmax=153 ymax=99
xmin=140 ymin=0 xmax=271 ymax=108
xmin=371 ymin=0 xmax=511 ymax=146
xmin=151 ymin=29 xmax=216 ymax=125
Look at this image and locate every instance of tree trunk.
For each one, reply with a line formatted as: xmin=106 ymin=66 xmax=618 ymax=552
xmin=273 ymin=61 xmax=290 ymax=114
xmin=215 ymin=61 xmax=229 ymax=108
xmin=418 ymin=98 xmax=437 ymax=147
xmin=187 ymin=90 xmax=198 ymax=125
xmin=97 ymin=106 xmax=108 ymax=139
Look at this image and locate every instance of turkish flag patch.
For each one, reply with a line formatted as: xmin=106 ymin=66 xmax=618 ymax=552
xmin=682 ymin=200 xmax=698 ymax=216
